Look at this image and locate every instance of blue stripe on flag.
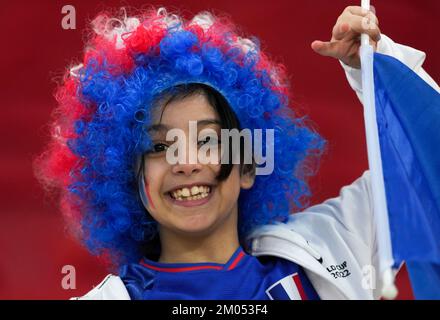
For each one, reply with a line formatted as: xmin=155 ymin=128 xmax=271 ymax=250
xmin=373 ymin=53 xmax=440 ymax=298
xmin=267 ymin=283 xmax=290 ymax=300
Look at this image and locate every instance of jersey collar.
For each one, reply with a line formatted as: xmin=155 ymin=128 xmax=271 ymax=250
xmin=140 ymin=246 xmax=246 ymax=273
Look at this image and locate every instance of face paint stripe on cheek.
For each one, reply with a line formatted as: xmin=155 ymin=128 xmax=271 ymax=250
xmin=144 ymin=181 xmax=155 ymax=210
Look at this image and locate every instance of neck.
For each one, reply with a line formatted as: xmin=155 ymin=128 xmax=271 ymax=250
xmin=157 ymin=210 xmax=240 ymax=264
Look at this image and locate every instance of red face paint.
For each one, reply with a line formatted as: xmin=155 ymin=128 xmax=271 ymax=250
xmin=144 ymin=181 xmax=155 ymax=210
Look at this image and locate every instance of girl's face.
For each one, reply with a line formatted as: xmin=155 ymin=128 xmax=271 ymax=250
xmin=143 ymin=93 xmax=255 ymax=239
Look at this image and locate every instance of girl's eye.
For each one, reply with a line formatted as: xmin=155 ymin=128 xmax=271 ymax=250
xmin=150 ymin=143 xmax=169 ymax=153
xmin=198 ymin=136 xmax=219 ymax=146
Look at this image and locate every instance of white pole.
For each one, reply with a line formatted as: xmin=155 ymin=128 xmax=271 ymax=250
xmin=359 ymin=0 xmax=397 ymax=299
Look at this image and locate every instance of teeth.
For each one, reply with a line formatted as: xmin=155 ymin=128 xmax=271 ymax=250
xmin=191 ymin=186 xmax=199 ymax=196
xmin=170 ymin=185 xmax=211 ymax=201
xmin=173 ymin=193 xmax=209 ymax=201
xmin=181 ymin=188 xmax=190 ymax=197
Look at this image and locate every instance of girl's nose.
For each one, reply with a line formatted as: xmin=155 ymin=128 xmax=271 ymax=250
xmin=171 ymin=162 xmax=203 ymax=176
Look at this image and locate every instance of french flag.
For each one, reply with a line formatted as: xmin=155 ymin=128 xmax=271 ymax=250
xmin=266 ymin=273 xmax=308 ymax=300
xmin=373 ymin=52 xmax=440 ymax=299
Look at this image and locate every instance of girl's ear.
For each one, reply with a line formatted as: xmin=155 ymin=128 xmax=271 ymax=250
xmin=240 ymin=163 xmax=256 ymax=190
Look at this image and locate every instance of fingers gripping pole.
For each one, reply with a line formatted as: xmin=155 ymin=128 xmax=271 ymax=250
xmin=360 ymin=0 xmax=398 ymax=300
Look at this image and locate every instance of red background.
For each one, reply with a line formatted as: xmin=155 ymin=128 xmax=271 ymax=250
xmin=0 ymin=0 xmax=438 ymax=299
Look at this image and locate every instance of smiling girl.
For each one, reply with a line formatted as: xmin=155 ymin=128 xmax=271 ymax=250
xmin=35 ymin=5 xmax=438 ymax=299
xmin=139 ymin=85 xmax=255 ymax=265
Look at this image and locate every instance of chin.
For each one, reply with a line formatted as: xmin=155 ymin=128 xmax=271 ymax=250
xmin=178 ymin=221 xmax=215 ymax=235
xmin=172 ymin=216 xmax=220 ymax=236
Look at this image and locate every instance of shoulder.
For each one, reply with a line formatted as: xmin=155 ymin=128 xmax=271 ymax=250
xmin=70 ymin=274 xmax=131 ymax=300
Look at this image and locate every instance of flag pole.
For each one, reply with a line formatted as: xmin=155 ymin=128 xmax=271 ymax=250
xmin=359 ymin=0 xmax=398 ymax=299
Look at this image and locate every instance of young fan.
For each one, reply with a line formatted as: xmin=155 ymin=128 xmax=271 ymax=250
xmin=35 ymin=5 xmax=438 ymax=299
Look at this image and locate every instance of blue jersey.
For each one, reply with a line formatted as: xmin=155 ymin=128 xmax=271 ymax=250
xmin=119 ymin=247 xmax=320 ymax=300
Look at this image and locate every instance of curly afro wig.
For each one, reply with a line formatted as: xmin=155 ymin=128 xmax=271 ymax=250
xmin=35 ymin=7 xmax=326 ymax=268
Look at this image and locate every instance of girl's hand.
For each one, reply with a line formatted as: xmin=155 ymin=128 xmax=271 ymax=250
xmin=311 ymin=6 xmax=381 ymax=69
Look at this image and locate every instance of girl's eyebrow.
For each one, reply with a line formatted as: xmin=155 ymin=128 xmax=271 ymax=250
xmin=197 ymin=119 xmax=222 ymax=127
xmin=147 ymin=119 xmax=221 ymax=133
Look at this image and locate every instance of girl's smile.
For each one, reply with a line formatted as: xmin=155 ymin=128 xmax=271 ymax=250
xmin=165 ymin=182 xmax=215 ymax=207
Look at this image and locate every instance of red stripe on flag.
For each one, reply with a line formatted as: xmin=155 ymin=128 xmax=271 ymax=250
xmin=292 ymin=274 xmax=308 ymax=300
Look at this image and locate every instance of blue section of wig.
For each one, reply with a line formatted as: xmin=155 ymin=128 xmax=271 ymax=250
xmin=68 ymin=29 xmax=326 ymax=266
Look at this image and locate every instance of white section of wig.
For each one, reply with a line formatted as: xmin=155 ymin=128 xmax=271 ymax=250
xmin=190 ymin=12 xmax=215 ymax=31
xmin=156 ymin=7 xmax=182 ymax=31
xmin=69 ymin=63 xmax=84 ymax=78
xmin=91 ymin=7 xmax=140 ymax=49
xmin=236 ymin=37 xmax=258 ymax=54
